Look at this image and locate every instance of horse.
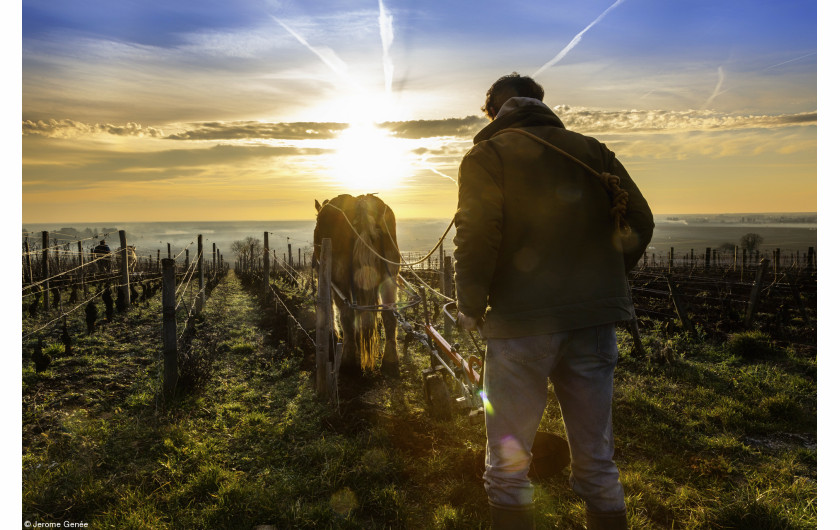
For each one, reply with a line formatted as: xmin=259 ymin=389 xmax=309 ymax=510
xmin=313 ymin=194 xmax=401 ymax=376
xmin=118 ymin=245 xmax=137 ymax=274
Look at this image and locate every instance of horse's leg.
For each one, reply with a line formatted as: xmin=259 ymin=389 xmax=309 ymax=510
xmin=380 ymin=276 xmax=399 ymax=377
xmin=337 ymin=301 xmax=360 ymax=375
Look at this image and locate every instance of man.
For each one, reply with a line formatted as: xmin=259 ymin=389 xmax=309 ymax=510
xmin=454 ymin=73 xmax=654 ymax=529
xmin=92 ymin=239 xmax=111 ymax=273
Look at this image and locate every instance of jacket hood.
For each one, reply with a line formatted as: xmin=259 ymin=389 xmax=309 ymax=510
xmin=474 ymin=97 xmax=565 ymax=144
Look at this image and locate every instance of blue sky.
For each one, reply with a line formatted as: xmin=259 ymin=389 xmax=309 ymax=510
xmin=20 ymin=0 xmax=819 ymax=222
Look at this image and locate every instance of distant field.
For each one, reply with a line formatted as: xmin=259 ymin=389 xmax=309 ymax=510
xmin=649 ymin=222 xmax=816 ymax=253
xmin=23 ymin=215 xmax=817 ymax=260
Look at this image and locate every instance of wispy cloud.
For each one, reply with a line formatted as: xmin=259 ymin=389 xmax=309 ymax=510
xmin=23 ymin=143 xmax=326 ymax=190
xmin=532 ymin=0 xmax=626 ymax=77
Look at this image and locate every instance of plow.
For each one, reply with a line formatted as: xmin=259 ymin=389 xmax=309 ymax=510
xmin=404 ymin=301 xmax=484 ymax=421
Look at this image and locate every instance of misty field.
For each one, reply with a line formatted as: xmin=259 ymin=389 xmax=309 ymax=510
xmin=21 ymin=257 xmax=816 ymax=529
xmin=22 ymin=215 xmax=817 ymax=263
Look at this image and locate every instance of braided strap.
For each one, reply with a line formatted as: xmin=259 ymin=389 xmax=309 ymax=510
xmin=597 ymin=172 xmax=631 ymax=234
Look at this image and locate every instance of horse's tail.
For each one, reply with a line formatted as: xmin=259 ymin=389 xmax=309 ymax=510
xmin=352 ymin=197 xmax=384 ymax=371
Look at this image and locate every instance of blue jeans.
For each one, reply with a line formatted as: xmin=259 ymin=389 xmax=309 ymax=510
xmin=482 ymin=323 xmax=625 ymax=513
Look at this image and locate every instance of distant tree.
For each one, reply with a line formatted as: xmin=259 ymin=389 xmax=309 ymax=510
xmin=231 ymin=236 xmax=262 ymax=269
xmin=739 ymin=233 xmax=764 ymax=252
xmin=231 ymin=236 xmax=261 ymax=255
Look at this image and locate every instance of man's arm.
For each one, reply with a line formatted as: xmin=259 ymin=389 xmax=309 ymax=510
xmin=453 ymin=145 xmax=504 ymax=320
xmin=608 ymin=155 xmax=654 ymax=271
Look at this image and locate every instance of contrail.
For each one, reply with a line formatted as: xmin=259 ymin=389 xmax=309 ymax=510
xmin=418 ymin=155 xmax=457 ymax=182
xmin=702 ymin=66 xmax=726 ymax=109
xmin=764 ymin=52 xmax=816 ymax=71
xmin=273 ymin=17 xmax=351 ymax=82
xmin=427 ymin=166 xmax=456 ymax=183
xmin=378 ymin=0 xmax=395 ymax=95
xmin=532 ymin=0 xmax=626 ymax=77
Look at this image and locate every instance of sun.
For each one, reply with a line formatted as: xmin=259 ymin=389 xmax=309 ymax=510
xmin=328 ymin=121 xmax=413 ymax=192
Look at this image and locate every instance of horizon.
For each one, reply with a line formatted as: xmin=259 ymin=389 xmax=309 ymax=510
xmin=21 ymin=211 xmax=819 ymax=227
xmin=21 ymin=1 xmax=817 ymax=222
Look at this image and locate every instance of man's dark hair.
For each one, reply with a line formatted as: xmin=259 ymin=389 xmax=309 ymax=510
xmin=482 ymin=73 xmax=545 ymax=119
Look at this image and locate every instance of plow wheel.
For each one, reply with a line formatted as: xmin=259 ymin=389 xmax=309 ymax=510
xmin=422 ymin=369 xmax=452 ymax=421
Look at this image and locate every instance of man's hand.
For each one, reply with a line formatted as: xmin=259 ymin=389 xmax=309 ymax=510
xmin=457 ymin=312 xmax=481 ymax=331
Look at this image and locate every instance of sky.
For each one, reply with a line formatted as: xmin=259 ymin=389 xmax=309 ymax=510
xmin=19 ymin=0 xmax=819 ymax=223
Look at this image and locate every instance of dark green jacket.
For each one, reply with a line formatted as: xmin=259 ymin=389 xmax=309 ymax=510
xmin=453 ymin=98 xmax=654 ymax=338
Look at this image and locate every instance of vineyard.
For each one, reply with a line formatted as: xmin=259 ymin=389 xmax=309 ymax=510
xmin=21 ymin=227 xmax=817 ymax=529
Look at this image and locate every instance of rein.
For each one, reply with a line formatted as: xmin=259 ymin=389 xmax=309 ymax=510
xmin=319 ymin=201 xmax=455 ymax=268
xmin=490 ymin=127 xmax=631 ymax=235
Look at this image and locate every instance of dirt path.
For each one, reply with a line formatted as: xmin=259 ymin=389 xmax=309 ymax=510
xmin=23 ymin=271 xmax=499 ymax=528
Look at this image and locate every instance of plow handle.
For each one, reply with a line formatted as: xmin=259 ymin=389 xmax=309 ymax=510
xmin=443 ymin=301 xmax=458 ymax=326
xmin=424 ymin=322 xmax=481 ymax=386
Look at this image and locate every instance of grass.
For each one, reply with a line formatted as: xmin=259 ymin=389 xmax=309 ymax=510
xmin=21 ymin=271 xmax=816 ymax=529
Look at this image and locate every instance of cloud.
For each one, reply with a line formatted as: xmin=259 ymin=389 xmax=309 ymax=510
xmin=23 ymin=143 xmax=328 ymax=191
xmin=22 ymin=108 xmax=815 ymax=149
xmin=553 ymin=107 xmax=816 ymax=134
xmin=166 ymin=121 xmax=348 ymax=140
xmin=379 ymin=116 xmax=486 ymax=139
xmin=22 ymin=119 xmax=164 ymax=138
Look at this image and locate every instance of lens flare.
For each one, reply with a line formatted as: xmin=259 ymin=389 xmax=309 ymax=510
xmin=480 ymin=390 xmax=494 ymax=415
xmin=498 ymin=435 xmax=530 ymax=472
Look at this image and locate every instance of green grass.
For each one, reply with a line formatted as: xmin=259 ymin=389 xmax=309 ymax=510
xmin=22 ymin=271 xmax=816 ymax=529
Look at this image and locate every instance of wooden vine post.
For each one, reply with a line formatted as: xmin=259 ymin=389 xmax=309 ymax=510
xmin=625 ymin=278 xmax=646 ymax=357
xmin=42 ymin=231 xmax=50 ymax=311
xmin=78 ymin=241 xmax=87 ymax=296
xmin=443 ymin=255 xmax=453 ymax=340
xmin=119 ymin=230 xmax=131 ymax=309
xmin=263 ymin=232 xmax=270 ymax=299
xmin=315 ymin=238 xmax=333 ymax=399
xmin=197 ymin=234 xmax=205 ymax=311
xmin=744 ymin=259 xmax=770 ymax=328
xmin=162 ymin=258 xmax=178 ymax=396
xmin=666 ymin=275 xmax=695 ymax=336
xmin=24 ymin=238 xmax=33 ymax=285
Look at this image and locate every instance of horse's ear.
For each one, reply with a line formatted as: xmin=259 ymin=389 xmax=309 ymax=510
xmin=315 ymin=199 xmax=322 ymax=212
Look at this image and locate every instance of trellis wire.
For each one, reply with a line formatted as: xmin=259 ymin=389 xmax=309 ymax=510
xmin=268 ymin=285 xmax=317 ymax=348
xmin=22 ymin=285 xmax=109 ymax=340
xmin=23 ymin=251 xmax=118 ymax=293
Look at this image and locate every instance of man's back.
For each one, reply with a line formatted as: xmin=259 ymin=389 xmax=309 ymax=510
xmin=454 ymin=98 xmax=653 ymax=338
